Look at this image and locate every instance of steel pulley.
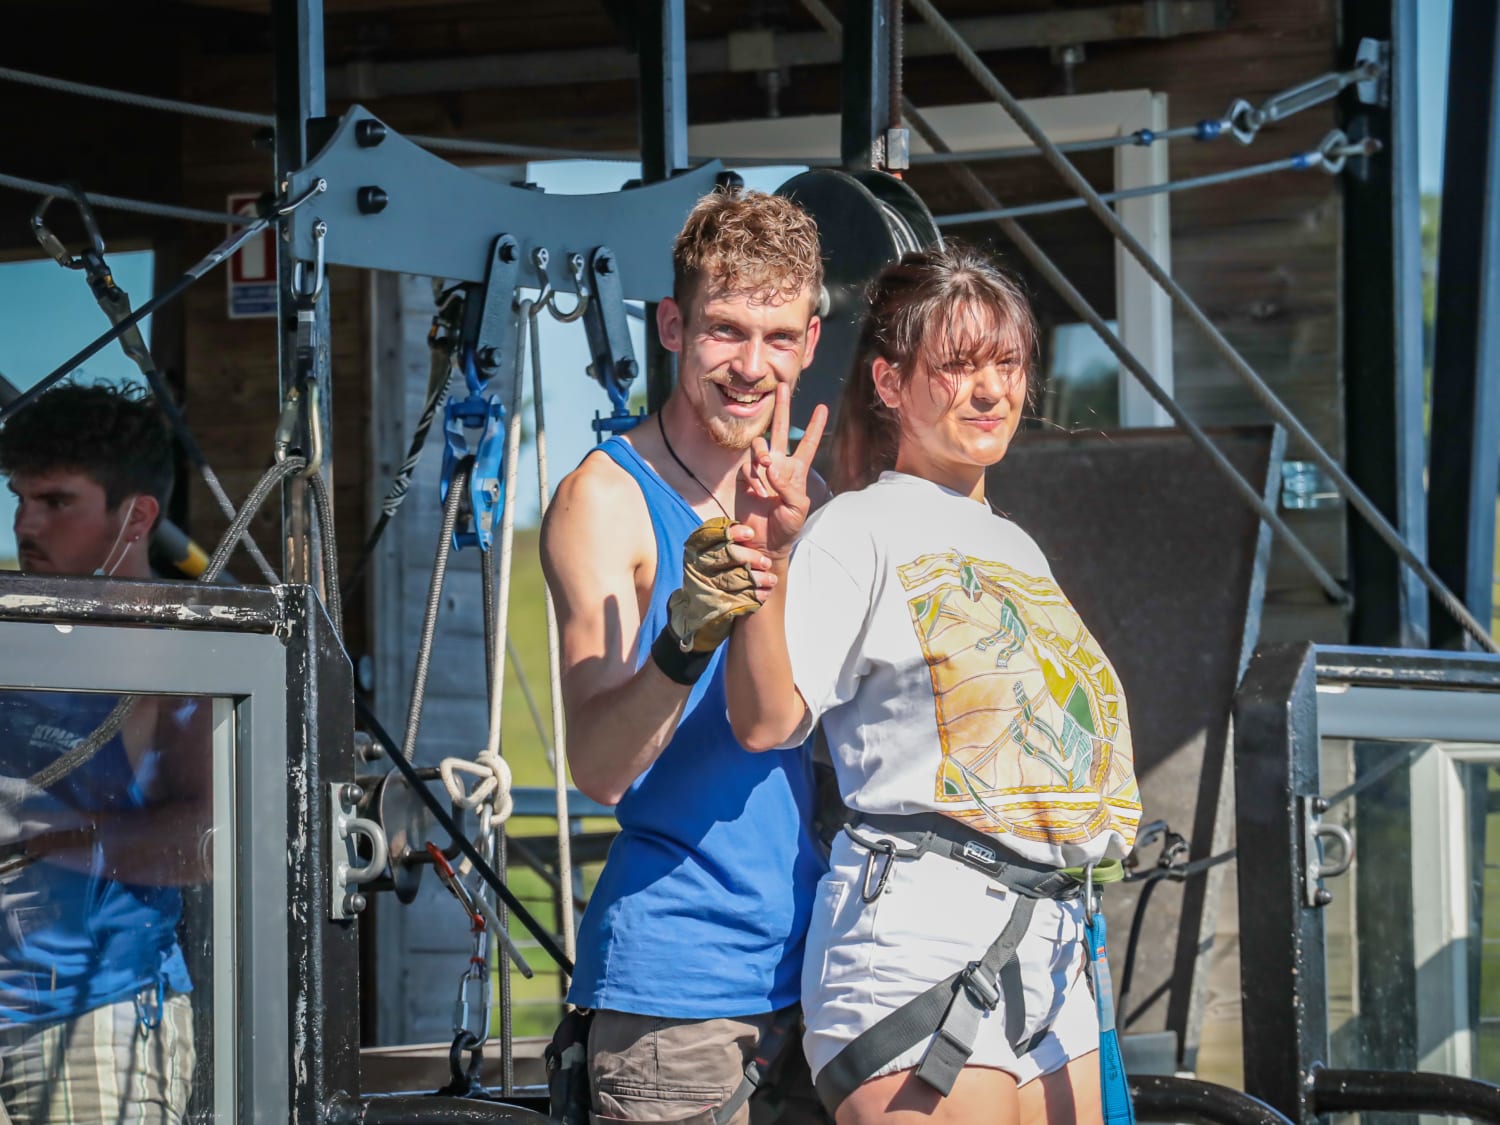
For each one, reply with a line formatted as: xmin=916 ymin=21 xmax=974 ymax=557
xmin=774 ymin=169 xmax=941 ymax=432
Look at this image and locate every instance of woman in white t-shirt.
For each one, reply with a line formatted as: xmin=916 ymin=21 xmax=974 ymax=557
xmin=720 ymin=246 xmax=1141 ymax=1124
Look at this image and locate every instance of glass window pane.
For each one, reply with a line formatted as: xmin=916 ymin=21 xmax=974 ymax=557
xmin=0 ymin=687 xmax=229 ymax=1121
xmin=1319 ymin=736 xmax=1500 ymax=1088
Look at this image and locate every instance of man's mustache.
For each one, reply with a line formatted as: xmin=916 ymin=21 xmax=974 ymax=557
xmin=14 ymin=538 xmax=45 ymax=560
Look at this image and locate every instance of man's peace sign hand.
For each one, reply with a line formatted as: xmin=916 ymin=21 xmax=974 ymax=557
xmin=735 ymin=384 xmax=828 ymax=560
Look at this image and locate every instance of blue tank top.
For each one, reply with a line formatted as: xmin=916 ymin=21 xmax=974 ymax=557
xmin=0 ymin=691 xmax=193 ymax=1027
xmin=567 ymin=436 xmax=824 ymax=1018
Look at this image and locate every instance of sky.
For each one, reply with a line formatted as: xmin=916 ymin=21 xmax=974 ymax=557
xmin=1418 ymin=0 xmax=1452 ymax=194
xmin=0 ymin=7 xmax=1458 ymax=554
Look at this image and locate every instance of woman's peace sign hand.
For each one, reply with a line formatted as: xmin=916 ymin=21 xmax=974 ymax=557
xmin=735 ymin=384 xmax=827 ymax=560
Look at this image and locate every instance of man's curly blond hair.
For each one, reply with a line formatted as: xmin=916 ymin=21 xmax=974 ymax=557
xmin=672 ymin=188 xmax=824 ymax=316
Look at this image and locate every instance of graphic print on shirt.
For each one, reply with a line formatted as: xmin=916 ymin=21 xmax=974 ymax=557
xmin=898 ymin=549 xmax=1141 ymax=846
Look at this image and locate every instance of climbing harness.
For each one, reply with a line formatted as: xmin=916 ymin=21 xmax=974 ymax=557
xmin=815 ymin=811 xmax=1129 ymax=1117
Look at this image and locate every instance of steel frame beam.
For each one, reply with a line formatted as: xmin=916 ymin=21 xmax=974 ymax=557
xmin=273 ymin=0 xmax=332 ymax=589
xmin=1428 ymin=0 xmax=1500 ymax=648
xmin=637 ymin=0 xmax=688 ymax=412
xmin=841 ymin=0 xmax=893 ymax=170
xmin=1233 ymin=642 xmax=1326 ymax=1121
xmin=325 ymin=2 xmax=1233 ymax=100
xmin=1340 ymin=0 xmax=1429 ymax=648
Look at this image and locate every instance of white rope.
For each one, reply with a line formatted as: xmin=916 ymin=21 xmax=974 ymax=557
xmin=439 ymin=751 xmax=516 ymax=842
xmin=529 ymin=302 xmax=578 ymax=966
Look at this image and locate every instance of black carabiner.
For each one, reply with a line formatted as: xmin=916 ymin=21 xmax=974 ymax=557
xmin=860 ymin=839 xmax=897 ymax=903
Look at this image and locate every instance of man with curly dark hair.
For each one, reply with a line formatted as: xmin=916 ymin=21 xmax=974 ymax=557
xmin=0 ymin=382 xmax=206 ymax=1123
xmin=0 ymin=382 xmax=172 ymax=577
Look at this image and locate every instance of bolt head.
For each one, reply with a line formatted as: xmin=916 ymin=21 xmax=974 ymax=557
xmin=341 ymin=782 xmax=364 ymax=805
xmin=595 ymin=253 xmax=615 ymax=276
xmin=1315 ymin=887 xmax=1333 ymax=907
xmin=344 ymin=892 xmax=368 ymax=914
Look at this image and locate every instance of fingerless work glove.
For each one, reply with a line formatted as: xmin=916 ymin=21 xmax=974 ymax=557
xmin=666 ymin=516 xmax=761 ymax=654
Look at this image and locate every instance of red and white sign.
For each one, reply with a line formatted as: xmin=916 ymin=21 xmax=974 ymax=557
xmin=227 ymin=192 xmax=277 ymax=318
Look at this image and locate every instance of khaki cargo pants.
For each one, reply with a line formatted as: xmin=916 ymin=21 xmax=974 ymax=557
xmin=588 ymin=1007 xmax=823 ymax=1125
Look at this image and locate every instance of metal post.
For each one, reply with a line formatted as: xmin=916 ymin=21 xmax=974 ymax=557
xmin=274 ymin=0 xmax=332 ymax=588
xmin=638 ymin=0 xmax=688 ymax=413
xmin=1428 ymin=0 xmax=1500 ymax=648
xmin=1233 ymin=643 xmax=1327 ymax=1123
xmin=1341 ymin=0 xmax=1429 ymax=647
xmin=841 ymin=0 xmax=892 ymax=170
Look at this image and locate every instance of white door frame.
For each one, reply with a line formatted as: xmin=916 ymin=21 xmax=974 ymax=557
xmin=689 ymin=90 xmax=1174 ymax=427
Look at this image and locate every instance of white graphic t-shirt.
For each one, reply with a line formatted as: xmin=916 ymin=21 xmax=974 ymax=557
xmin=782 ymin=471 xmax=1141 ymax=867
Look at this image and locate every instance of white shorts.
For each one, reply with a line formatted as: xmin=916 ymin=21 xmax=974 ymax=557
xmin=802 ymin=830 xmax=1098 ymax=1088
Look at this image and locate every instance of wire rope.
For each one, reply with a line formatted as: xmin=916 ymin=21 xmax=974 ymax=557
xmin=911 ymin=0 xmax=1498 ymax=653
xmin=527 ymin=302 xmax=577 ymax=969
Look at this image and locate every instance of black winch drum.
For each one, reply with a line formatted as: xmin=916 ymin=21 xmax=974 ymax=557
xmin=775 ymin=169 xmax=942 ymax=432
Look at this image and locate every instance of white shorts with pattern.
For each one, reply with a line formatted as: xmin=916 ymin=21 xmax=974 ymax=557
xmin=801 ymin=830 xmax=1098 ymax=1088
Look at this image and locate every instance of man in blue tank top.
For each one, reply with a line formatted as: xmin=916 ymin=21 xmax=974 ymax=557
xmin=541 ymin=190 xmax=828 ymax=1123
xmin=0 ymin=385 xmax=210 ymax=1123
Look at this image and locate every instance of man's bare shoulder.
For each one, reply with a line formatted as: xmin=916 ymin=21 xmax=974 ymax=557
xmin=541 ymin=448 xmax=651 ymax=570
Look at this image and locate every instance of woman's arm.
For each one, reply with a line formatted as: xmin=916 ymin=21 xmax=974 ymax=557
xmin=725 ymin=556 xmax=808 ymax=751
xmin=723 ymin=386 xmax=825 ymax=751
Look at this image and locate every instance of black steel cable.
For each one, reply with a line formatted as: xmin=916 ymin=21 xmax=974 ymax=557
xmin=353 ymin=694 xmax=575 ymax=975
xmin=342 ymin=360 xmax=455 ymax=599
xmin=308 ymin=468 xmax=342 ymax=638
xmin=1117 ymin=847 xmax=1237 ymax=1028
xmin=400 ymin=466 xmax=470 ymax=761
xmin=202 ymin=457 xmax=307 ymax=582
xmin=0 ymin=220 xmax=270 ymax=425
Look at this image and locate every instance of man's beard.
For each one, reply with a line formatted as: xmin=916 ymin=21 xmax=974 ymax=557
xmin=703 ymin=411 xmax=765 ymax=451
xmin=697 ymin=381 xmax=774 ymax=451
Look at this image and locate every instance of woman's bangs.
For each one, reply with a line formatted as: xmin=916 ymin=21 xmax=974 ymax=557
xmin=921 ymin=293 xmax=1030 ymax=372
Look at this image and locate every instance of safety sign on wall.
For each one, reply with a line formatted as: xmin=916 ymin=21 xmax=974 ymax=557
xmin=227 ymin=193 xmax=277 ymax=319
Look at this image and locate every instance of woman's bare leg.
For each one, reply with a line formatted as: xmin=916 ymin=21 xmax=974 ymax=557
xmin=835 ymin=1066 xmax=1020 ymax=1125
xmin=1018 ymin=1052 xmax=1101 ymax=1125
xmin=832 ymin=1054 xmax=1101 ymax=1125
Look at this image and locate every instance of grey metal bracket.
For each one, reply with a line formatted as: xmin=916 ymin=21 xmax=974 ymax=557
xmin=1300 ymin=795 xmax=1354 ymax=907
xmin=330 ymin=781 xmax=389 ymax=920
xmin=469 ymin=234 xmax=523 ymax=393
xmin=283 ymin=105 xmax=723 ymax=297
xmin=581 ymin=245 xmax=641 ymax=411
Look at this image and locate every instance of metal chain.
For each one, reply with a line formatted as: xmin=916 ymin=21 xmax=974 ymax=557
xmin=911 ymin=0 xmax=1499 ymax=654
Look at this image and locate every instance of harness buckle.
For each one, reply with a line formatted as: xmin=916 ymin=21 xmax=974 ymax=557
xmin=958 ymin=961 xmax=1001 ymax=1010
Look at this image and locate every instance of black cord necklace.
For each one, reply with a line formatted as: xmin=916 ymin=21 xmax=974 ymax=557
xmin=657 ymin=411 xmax=731 ymax=520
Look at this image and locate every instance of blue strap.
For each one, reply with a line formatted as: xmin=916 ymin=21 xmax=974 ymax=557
xmin=1086 ymin=911 xmax=1135 ymax=1125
